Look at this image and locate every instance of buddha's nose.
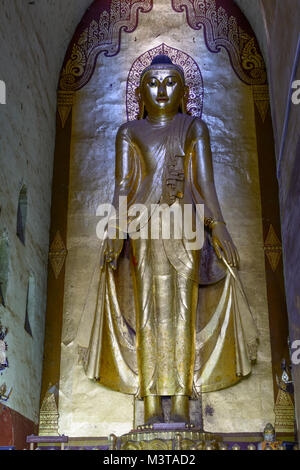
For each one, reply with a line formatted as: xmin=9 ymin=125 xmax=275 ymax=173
xmin=157 ymin=82 xmax=166 ymax=96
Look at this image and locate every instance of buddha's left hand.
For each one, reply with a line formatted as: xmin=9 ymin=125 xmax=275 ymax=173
xmin=211 ymin=223 xmax=240 ymax=269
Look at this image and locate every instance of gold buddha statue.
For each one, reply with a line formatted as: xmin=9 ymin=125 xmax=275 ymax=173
xmin=76 ymin=55 xmax=258 ymax=425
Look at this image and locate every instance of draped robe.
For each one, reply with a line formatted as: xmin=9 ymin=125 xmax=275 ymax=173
xmin=76 ymin=113 xmax=258 ymax=397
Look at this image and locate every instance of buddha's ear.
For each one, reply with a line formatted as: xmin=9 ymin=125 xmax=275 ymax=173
xmin=135 ymin=87 xmax=141 ymax=101
xmin=180 ymin=85 xmax=190 ymax=114
xmin=184 ymin=85 xmax=190 ymax=100
xmin=135 ymin=87 xmax=145 ymax=120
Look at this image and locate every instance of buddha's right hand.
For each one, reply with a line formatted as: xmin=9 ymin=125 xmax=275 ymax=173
xmin=103 ymin=228 xmax=124 ymax=270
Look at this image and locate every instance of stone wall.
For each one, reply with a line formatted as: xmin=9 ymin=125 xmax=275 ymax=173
xmin=264 ymin=0 xmax=300 ymax=443
xmin=237 ymin=0 xmax=300 ymax=441
xmin=0 ymin=0 xmax=92 ymax=438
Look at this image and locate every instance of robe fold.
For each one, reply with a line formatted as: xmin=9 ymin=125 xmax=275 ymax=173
xmin=76 ymin=114 xmax=258 ymax=397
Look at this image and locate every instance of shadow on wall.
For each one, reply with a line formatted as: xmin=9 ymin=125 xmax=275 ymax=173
xmin=0 ymin=80 xmax=5 ymax=105
xmin=16 ymin=185 xmax=27 ymax=246
xmin=0 ymin=232 xmax=9 ymax=307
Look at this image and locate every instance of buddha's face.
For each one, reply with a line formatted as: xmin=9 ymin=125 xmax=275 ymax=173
xmin=140 ymin=69 xmax=185 ymax=117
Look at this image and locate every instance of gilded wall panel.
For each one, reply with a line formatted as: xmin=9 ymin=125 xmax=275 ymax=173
xmin=57 ymin=0 xmax=274 ymax=436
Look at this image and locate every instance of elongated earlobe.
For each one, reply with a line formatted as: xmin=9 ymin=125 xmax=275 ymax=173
xmin=180 ymin=86 xmax=189 ymax=114
xmin=180 ymin=97 xmax=187 ymax=114
xmin=138 ymin=101 xmax=145 ymax=120
xmin=135 ymin=87 xmax=145 ymax=120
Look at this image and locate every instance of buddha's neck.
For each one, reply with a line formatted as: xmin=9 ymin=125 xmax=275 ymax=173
xmin=146 ymin=112 xmax=178 ymax=126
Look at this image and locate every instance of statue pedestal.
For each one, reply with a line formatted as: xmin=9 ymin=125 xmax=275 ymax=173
xmin=117 ymin=423 xmax=222 ymax=450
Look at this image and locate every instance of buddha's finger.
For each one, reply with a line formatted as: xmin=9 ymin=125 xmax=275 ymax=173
xmin=228 ymin=241 xmax=237 ymax=267
xmin=110 ymin=256 xmax=117 ymax=270
xmin=235 ymin=246 xmax=240 ymax=268
xmin=232 ymin=244 xmax=240 ymax=269
xmin=213 ymin=240 xmax=222 ymax=260
xmin=226 ymin=241 xmax=235 ymax=267
xmin=222 ymin=241 xmax=232 ymax=266
xmin=100 ymin=251 xmax=105 ymax=269
xmin=107 ymin=238 xmax=113 ymax=253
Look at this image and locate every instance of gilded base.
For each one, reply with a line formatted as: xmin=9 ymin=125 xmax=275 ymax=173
xmin=118 ymin=425 xmax=222 ymax=450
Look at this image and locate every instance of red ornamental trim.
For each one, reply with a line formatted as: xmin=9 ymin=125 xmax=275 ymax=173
xmin=171 ymin=0 xmax=266 ymax=85
xmin=59 ymin=0 xmax=153 ymax=92
xmin=126 ymin=43 xmax=204 ymax=121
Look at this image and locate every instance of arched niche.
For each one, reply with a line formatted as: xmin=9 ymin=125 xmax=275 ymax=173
xmin=42 ymin=0 xmax=289 ymax=438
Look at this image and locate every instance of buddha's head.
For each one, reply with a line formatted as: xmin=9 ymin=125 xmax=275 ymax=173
xmin=136 ymin=55 xmax=189 ymax=119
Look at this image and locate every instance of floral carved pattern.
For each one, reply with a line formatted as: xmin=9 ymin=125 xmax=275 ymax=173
xmin=252 ymin=84 xmax=270 ymax=122
xmin=126 ymin=43 xmax=204 ymax=121
xmin=49 ymin=231 xmax=68 ymax=279
xmin=59 ymin=0 xmax=153 ymax=92
xmin=172 ymin=0 xmax=266 ymax=85
xmin=38 ymin=391 xmax=59 ymax=436
xmin=264 ymin=224 xmax=282 ymax=272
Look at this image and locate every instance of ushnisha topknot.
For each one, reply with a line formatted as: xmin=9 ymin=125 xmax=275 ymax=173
xmin=140 ymin=54 xmax=185 ymax=85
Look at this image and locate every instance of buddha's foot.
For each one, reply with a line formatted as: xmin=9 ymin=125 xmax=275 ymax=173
xmin=145 ymin=414 xmax=165 ymax=425
xmin=144 ymin=396 xmax=164 ymax=425
xmin=170 ymin=395 xmax=190 ymax=423
xmin=169 ymin=414 xmax=189 ymax=424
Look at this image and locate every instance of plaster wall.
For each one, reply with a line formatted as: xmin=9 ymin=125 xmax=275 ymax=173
xmin=262 ymin=0 xmax=300 ymax=441
xmin=236 ymin=0 xmax=300 ymax=440
xmin=0 ymin=0 xmax=92 ymax=424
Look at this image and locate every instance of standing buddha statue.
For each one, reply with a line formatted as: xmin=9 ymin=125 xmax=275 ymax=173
xmin=77 ymin=55 xmax=258 ymax=425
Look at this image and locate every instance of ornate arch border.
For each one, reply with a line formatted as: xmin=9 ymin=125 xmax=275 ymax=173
xmin=57 ymin=0 xmax=268 ymax=128
xmin=171 ymin=0 xmax=266 ymax=85
xmin=57 ymin=0 xmax=154 ymax=127
xmin=60 ymin=0 xmax=153 ymax=91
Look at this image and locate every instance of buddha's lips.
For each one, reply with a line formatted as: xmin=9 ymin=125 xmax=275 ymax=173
xmin=156 ymin=97 xmax=169 ymax=102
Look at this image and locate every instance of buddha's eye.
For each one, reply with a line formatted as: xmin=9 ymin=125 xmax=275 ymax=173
xmin=148 ymin=80 xmax=157 ymax=87
xmin=166 ymin=79 xmax=176 ymax=87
